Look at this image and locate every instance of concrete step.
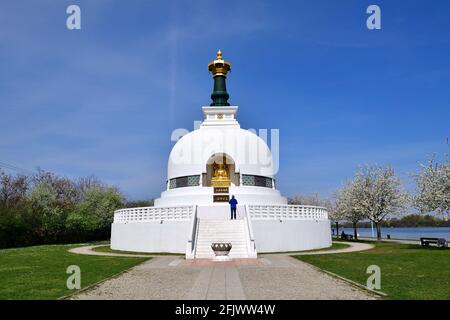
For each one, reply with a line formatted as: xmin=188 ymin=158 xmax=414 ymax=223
xmin=196 ymin=248 xmax=247 ymax=251
xmin=196 ymin=251 xmax=249 ymax=255
xmin=195 ymin=252 xmax=249 ymax=257
xmin=199 ymin=222 xmax=244 ymax=224
xmin=197 ymin=244 xmax=245 ymax=246
xmin=196 ymin=242 xmax=247 ymax=245
xmin=194 ymin=218 xmax=251 ymax=259
xmin=197 ymin=240 xmax=245 ymax=242
xmin=197 ymin=228 xmax=245 ymax=231
xmin=198 ymin=228 xmax=245 ymax=234
xmin=196 ymin=235 xmax=246 ymax=239
xmin=198 ymin=229 xmax=245 ymax=232
xmin=196 ymin=248 xmax=248 ymax=252
xmin=196 ymin=252 xmax=249 ymax=255
xmin=199 ymin=223 xmax=244 ymax=226
xmin=195 ymin=255 xmax=250 ymax=259
xmin=197 ymin=233 xmax=245 ymax=235
xmin=197 ymin=230 xmax=245 ymax=233
xmin=197 ymin=234 xmax=245 ymax=236
xmin=200 ymin=224 xmax=245 ymax=226
xmin=196 ymin=247 xmax=247 ymax=250
xmin=198 ymin=240 xmax=245 ymax=242
xmin=198 ymin=229 xmax=244 ymax=231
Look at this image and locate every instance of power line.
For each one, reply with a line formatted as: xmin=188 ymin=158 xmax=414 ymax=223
xmin=0 ymin=161 xmax=36 ymax=175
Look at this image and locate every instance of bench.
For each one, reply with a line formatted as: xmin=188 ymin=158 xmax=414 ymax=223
xmin=340 ymin=234 xmax=354 ymax=241
xmin=420 ymin=237 xmax=448 ymax=248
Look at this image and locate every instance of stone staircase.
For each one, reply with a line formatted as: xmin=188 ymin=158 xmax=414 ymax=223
xmin=194 ymin=219 xmax=252 ymax=259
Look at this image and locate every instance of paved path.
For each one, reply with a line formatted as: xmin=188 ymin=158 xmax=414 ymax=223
xmin=358 ymin=237 xmax=420 ymax=245
xmin=274 ymin=241 xmax=374 ymax=256
xmin=68 ymin=245 xmax=170 ymax=258
xmin=71 ymin=255 xmax=377 ymax=300
xmin=69 ymin=241 xmax=373 ymax=259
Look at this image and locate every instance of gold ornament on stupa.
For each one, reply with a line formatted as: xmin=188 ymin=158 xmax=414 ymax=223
xmin=208 ymin=50 xmax=231 ymax=77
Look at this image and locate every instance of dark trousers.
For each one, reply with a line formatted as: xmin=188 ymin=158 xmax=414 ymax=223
xmin=230 ymin=208 xmax=236 ymax=220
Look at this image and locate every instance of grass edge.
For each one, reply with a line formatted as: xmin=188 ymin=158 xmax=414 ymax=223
xmin=57 ymin=257 xmax=152 ymax=300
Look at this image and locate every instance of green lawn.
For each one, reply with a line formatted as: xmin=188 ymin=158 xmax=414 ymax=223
xmin=0 ymin=244 xmax=149 ymax=300
xmin=92 ymin=245 xmax=182 ymax=256
xmin=294 ymin=241 xmax=450 ymax=300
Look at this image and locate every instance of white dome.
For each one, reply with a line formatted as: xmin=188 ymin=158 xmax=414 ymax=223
xmin=168 ymin=125 xmax=275 ymax=180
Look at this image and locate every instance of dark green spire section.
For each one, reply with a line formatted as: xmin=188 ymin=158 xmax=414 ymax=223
xmin=210 ymin=75 xmax=230 ymax=106
xmin=208 ymin=50 xmax=232 ymax=107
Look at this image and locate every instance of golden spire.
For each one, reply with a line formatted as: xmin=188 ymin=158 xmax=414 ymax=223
xmin=208 ymin=50 xmax=231 ymax=77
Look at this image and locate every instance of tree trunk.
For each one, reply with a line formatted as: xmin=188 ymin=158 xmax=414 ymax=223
xmin=335 ymin=221 xmax=339 ymax=238
xmin=353 ymin=221 xmax=358 ymax=240
xmin=375 ymin=222 xmax=382 ymax=240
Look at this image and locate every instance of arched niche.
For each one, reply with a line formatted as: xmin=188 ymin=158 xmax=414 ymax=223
xmin=203 ymin=153 xmax=239 ymax=187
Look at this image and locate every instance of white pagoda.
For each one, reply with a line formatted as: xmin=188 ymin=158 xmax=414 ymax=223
xmin=111 ymin=51 xmax=331 ymax=259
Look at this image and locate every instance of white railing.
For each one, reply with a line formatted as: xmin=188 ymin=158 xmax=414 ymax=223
xmin=247 ymin=204 xmax=328 ymax=221
xmin=114 ymin=205 xmax=195 ymax=223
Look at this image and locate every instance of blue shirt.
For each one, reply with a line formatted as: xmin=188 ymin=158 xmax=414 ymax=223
xmin=229 ymin=198 xmax=238 ymax=209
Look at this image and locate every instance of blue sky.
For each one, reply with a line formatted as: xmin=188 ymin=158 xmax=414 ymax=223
xmin=0 ymin=0 xmax=449 ymax=200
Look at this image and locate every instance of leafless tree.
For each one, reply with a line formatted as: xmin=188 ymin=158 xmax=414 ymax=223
xmin=288 ymin=193 xmax=324 ymax=206
xmin=74 ymin=175 xmax=103 ymax=202
xmin=0 ymin=171 xmax=30 ymax=208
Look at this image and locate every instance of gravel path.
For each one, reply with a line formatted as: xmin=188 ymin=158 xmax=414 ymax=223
xmin=358 ymin=237 xmax=420 ymax=245
xmin=71 ymin=255 xmax=377 ymax=300
xmin=69 ymin=245 xmax=164 ymax=258
xmin=285 ymin=241 xmax=374 ymax=255
xmin=239 ymin=255 xmax=376 ymax=300
xmin=69 ymin=241 xmax=373 ymax=259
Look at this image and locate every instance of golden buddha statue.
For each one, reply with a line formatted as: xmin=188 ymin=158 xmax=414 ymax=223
xmin=211 ymin=160 xmax=231 ymax=187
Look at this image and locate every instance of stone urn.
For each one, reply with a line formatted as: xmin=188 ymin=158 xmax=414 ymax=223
xmin=211 ymin=242 xmax=232 ymax=261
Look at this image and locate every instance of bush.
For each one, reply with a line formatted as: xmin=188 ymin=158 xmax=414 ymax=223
xmin=0 ymin=170 xmax=147 ymax=249
xmin=0 ymin=207 xmax=35 ymax=248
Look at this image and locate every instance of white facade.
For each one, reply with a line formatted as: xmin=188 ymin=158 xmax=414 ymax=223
xmin=252 ymin=220 xmax=331 ymax=252
xmin=111 ymin=221 xmax=190 ymax=253
xmin=111 ymin=205 xmax=331 ymax=255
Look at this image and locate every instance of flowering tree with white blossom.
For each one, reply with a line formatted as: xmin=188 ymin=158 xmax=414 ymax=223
xmin=414 ymin=146 xmax=450 ymax=217
xmin=334 ymin=181 xmax=366 ymax=240
xmin=351 ymin=165 xmax=407 ymax=240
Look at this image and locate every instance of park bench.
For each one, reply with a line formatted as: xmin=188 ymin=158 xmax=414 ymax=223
xmin=340 ymin=234 xmax=354 ymax=241
xmin=420 ymin=237 xmax=448 ymax=248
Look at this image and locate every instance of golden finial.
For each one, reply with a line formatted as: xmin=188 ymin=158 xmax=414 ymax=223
xmin=208 ymin=50 xmax=231 ymax=77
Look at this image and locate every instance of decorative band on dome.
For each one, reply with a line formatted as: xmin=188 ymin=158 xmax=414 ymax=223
xmin=242 ymin=175 xmax=274 ymax=188
xmin=169 ymin=175 xmax=200 ymax=189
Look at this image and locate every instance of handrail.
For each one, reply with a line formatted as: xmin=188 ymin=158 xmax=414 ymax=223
xmin=244 ymin=204 xmax=257 ymax=258
xmin=186 ymin=205 xmax=198 ymax=259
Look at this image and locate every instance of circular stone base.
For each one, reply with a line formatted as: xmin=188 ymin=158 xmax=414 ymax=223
xmin=212 ymin=255 xmax=232 ymax=262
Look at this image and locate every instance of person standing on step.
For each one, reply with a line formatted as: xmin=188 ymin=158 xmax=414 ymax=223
xmin=229 ymin=195 xmax=238 ymax=220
